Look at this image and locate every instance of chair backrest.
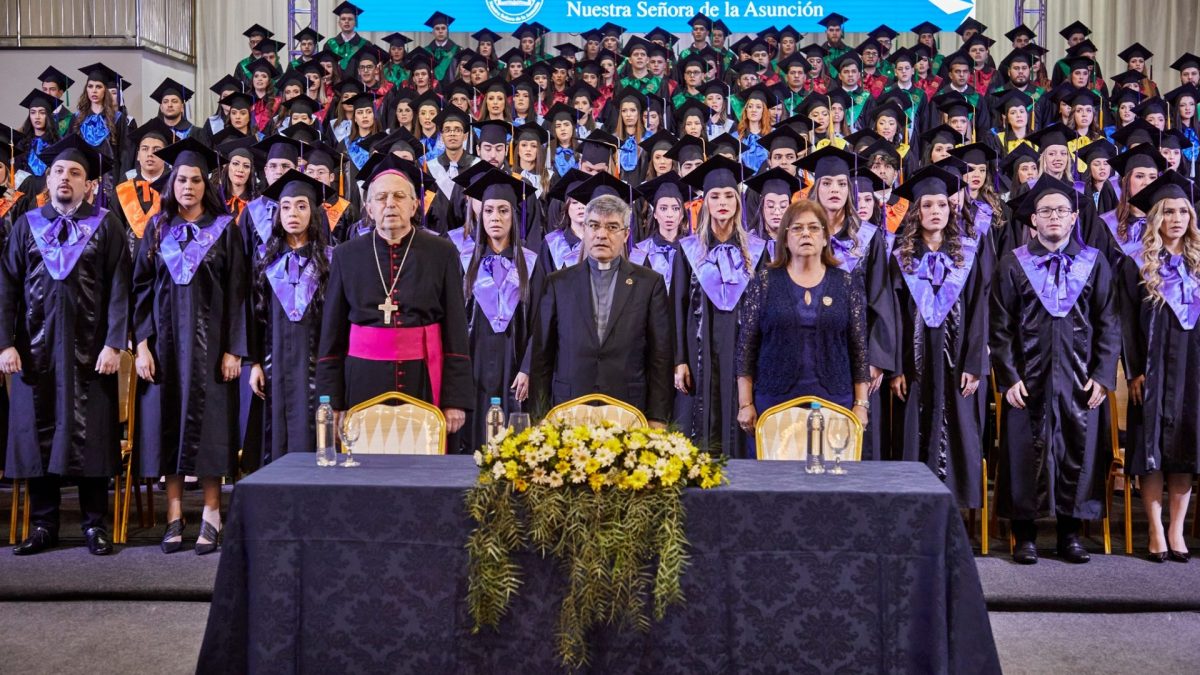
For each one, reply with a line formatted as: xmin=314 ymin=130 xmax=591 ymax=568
xmin=754 ymin=396 xmax=863 ymax=461
xmin=346 ymin=392 xmax=447 ymax=455
xmin=118 ymin=351 xmax=135 ymax=426
xmin=545 ymin=394 xmax=648 ymax=428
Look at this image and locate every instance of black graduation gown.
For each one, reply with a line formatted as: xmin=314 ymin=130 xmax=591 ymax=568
xmin=672 ymin=236 xmax=768 ymax=458
xmin=1118 ymin=254 xmax=1200 ymax=476
xmin=133 ymin=213 xmax=250 ymax=478
xmin=316 ymin=229 xmax=474 ymax=412
xmin=990 ymin=238 xmax=1121 ymax=520
xmin=251 ymin=245 xmax=329 ymax=463
xmin=462 ymin=246 xmax=542 ymax=453
xmin=426 ymin=153 xmax=479 ymax=235
xmin=890 ymin=240 xmax=989 ymax=508
xmin=0 ymin=202 xmax=130 ymax=478
xmin=536 ymin=226 xmax=583 ymax=278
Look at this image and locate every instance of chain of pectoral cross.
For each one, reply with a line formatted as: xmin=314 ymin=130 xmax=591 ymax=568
xmin=372 ymin=231 xmax=413 ymax=325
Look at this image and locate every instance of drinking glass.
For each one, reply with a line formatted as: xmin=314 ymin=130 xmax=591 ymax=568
xmin=339 ymin=411 xmax=363 ymax=467
xmin=508 ymin=412 xmax=532 ymax=434
xmin=826 ymin=417 xmax=851 ymax=475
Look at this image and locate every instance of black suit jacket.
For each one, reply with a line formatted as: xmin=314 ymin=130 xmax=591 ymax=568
xmin=530 ymin=257 xmax=674 ymax=423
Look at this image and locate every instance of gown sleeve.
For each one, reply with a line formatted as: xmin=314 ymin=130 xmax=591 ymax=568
xmin=1116 ymin=256 xmax=1147 ymax=380
xmin=222 ymin=221 xmax=250 ymax=360
xmin=988 ymin=254 xmax=1022 ymax=390
xmin=1088 ymin=256 xmax=1122 ymax=391
xmin=316 ymin=245 xmax=351 ymax=409
xmin=438 ymin=243 xmax=474 ymax=411
xmin=0 ymin=217 xmax=28 ymax=351
xmin=644 ymin=272 xmax=674 ymax=424
xmin=131 ymin=221 xmax=159 ymax=347
xmin=101 ymin=212 xmax=132 ymax=351
xmin=847 ymin=270 xmax=871 ymax=384
xmin=735 ymin=269 xmax=767 ymax=379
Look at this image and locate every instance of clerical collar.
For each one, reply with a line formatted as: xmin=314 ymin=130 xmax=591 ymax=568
xmin=376 ymin=227 xmax=415 ymax=247
xmin=588 ymin=258 xmax=614 ymax=271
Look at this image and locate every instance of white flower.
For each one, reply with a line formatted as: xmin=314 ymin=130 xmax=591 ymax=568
xmin=492 ymin=462 xmax=506 ymax=480
xmin=569 ymin=469 xmax=587 ymax=484
xmin=547 ymin=472 xmax=564 ymax=488
xmin=473 ymin=450 xmax=484 ymax=467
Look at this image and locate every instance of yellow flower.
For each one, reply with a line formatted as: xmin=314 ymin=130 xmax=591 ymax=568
xmin=638 ymin=450 xmax=659 ymax=467
xmin=555 ymin=460 xmax=570 ymax=475
xmin=588 ymin=473 xmax=605 ymax=491
xmin=514 ymin=478 xmax=529 ymax=492
xmin=627 ymin=468 xmax=651 ymax=490
xmin=626 ymin=431 xmax=647 ymax=449
xmin=584 ymin=458 xmax=601 ymax=475
xmin=504 ymin=460 xmax=519 ymax=481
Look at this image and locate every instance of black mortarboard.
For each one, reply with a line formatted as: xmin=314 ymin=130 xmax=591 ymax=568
xmin=894 ymin=165 xmax=958 ymax=202
xmin=1005 ymin=25 xmax=1037 ymax=44
xmin=443 ymin=80 xmax=480 ymax=103
xmin=1113 ymin=119 xmax=1159 ymax=147
xmin=911 ymin=21 xmax=941 ymax=36
xmin=546 ymin=168 xmax=590 ymax=203
xmin=150 ymin=78 xmax=194 ymax=103
xmin=1164 ymin=83 xmax=1200 ymax=107
xmin=294 ymin=27 xmax=325 ymax=44
xmin=886 ymin=47 xmax=917 ymax=67
xmin=994 ymin=88 xmax=1035 ymax=116
xmin=215 ymin=134 xmax=256 ymax=162
xmin=220 ymin=91 xmax=254 ymax=110
xmin=844 ymin=129 xmax=884 ymax=154
xmin=340 ymin=92 xmax=374 ymax=112
xmin=949 ymin=142 xmax=997 ymax=166
xmin=1109 ymin=69 xmax=1145 ymax=88
xmin=1027 ymin=124 xmax=1079 ymax=150
xmin=380 ymin=33 xmax=410 ymax=49
xmin=799 ymin=44 xmax=828 ymax=61
xmin=580 ymin=29 xmax=604 ymax=43
xmin=1015 ymin=174 xmax=1077 ymax=218
xmin=247 ymin=57 xmax=280 ymax=79
xmin=1000 ymin=144 xmax=1041 ymax=177
xmin=743 ymin=166 xmax=799 ymax=197
xmin=256 ymin=38 xmax=286 ymax=54
xmin=1109 ymin=86 xmax=1145 ymax=111
xmin=0 ymin=123 xmax=26 ymax=153
xmin=332 ymin=2 xmax=365 ymax=16
xmin=351 ymin=44 xmax=389 ymax=69
xmin=868 ymin=24 xmax=899 ymax=41
xmin=211 ymin=127 xmax=248 ymax=149
xmin=282 ymin=122 xmax=321 ymax=144
xmin=567 ymin=170 xmax=634 ymax=205
xmin=210 ymin=74 xmax=244 ymax=96
xmin=1158 ymin=128 xmax=1192 ymax=151
xmin=709 ymin=132 xmax=743 ymax=157
xmin=856 ymin=38 xmax=885 ymax=56
xmin=435 ymin=105 xmax=471 ymax=131
xmin=513 ymin=122 xmax=548 ymax=146
xmin=1171 ymin=53 xmax=1200 ymax=73
xmin=38 ymin=135 xmax=111 ymax=180
xmin=283 ymin=94 xmax=320 ymax=117
xmin=794 ymin=145 xmax=862 ymax=181
xmin=1128 ymin=170 xmax=1198 ymax=213
xmin=920 ymin=123 xmax=967 ymax=147
xmin=863 ymin=139 xmax=901 ymax=166
xmin=818 ymin=13 xmax=848 ymax=28
xmin=242 ymin=24 xmax=274 ymax=39
xmin=510 ymin=23 xmax=540 ymax=41
xmin=934 ymin=154 xmax=971 ymax=181
xmin=471 ymin=28 xmax=501 ymax=44
xmin=424 ymin=11 xmax=454 ymax=28
xmin=1064 ymin=88 xmax=1101 ymax=109
xmin=131 ymin=118 xmax=178 ymax=147
xmin=962 ymin=33 xmax=996 ymax=52
xmin=253 ymin=134 xmax=304 ymax=165
xmin=463 ymin=167 xmax=535 ymax=206
xmin=19 ymin=89 xmax=59 ymax=111
xmin=543 ymin=102 xmax=579 ymax=126
xmin=739 ymin=83 xmax=776 ymax=107
xmin=1133 ymin=96 xmax=1168 ymax=119
xmin=37 ymin=66 xmax=74 ymax=90
xmin=932 ymin=90 xmax=974 ymax=119
xmin=1117 ymin=43 xmax=1154 ymax=63
xmin=411 ymin=90 xmax=441 ymax=114
xmin=599 ymin=21 xmax=625 ymax=37
xmin=955 ymin=18 xmax=987 ymax=36
xmin=681 ymin=154 xmax=748 ymax=193
xmin=1058 ymin=21 xmax=1090 ymax=40
xmin=639 ymin=130 xmax=678 ymax=155
xmin=79 ymin=62 xmax=131 ymax=90
xmin=688 ymin=12 xmax=713 ymax=30
xmin=579 ymin=130 xmax=619 ymax=164
xmin=404 ymin=47 xmax=434 ymax=72
xmin=473 ymin=119 xmax=512 ymax=146
xmin=1110 ymin=143 xmax=1166 ymax=176
xmin=854 ymin=166 xmax=888 ymax=194
xmin=833 ymin=51 xmax=863 ymax=72
xmin=635 ymin=170 xmax=690 ymax=204
xmin=555 ymin=42 xmax=584 ymax=57
xmin=665 ymin=135 xmax=707 ymax=163
xmin=758 ymin=125 xmax=806 ymax=153
xmin=1075 ymin=139 xmax=1118 ymax=164
xmin=569 ymin=81 xmax=603 ymax=105
xmin=155 ymin=136 xmax=221 ymax=173
xmin=262 ymin=168 xmax=331 ymax=203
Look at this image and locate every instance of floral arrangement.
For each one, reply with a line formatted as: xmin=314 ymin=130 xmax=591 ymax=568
xmin=466 ymin=419 xmax=726 ymax=669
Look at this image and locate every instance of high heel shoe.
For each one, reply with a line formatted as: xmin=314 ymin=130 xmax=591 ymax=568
xmin=161 ymin=519 xmax=186 ymax=554
xmin=1168 ymin=549 xmax=1190 ymax=563
xmin=195 ymin=520 xmax=221 ymax=556
xmin=1146 ymin=550 xmax=1168 ymax=563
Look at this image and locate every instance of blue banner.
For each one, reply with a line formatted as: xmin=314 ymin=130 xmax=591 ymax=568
xmin=355 ymin=1 xmax=975 ymax=35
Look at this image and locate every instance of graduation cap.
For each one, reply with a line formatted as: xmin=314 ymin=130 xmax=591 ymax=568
xmin=794 ymin=145 xmax=862 ymax=181
xmin=1064 ymin=88 xmax=1101 ymax=109
xmin=673 ymin=99 xmax=709 ymax=127
xmin=220 ymin=91 xmax=254 ymax=111
xmin=79 ymin=62 xmax=131 ymax=90
xmin=579 ymin=130 xmax=619 ymax=165
xmin=283 ymin=122 xmax=322 ymax=144
xmin=0 ymin=123 xmax=26 ymax=155
xmin=246 ymin=57 xmax=280 ymax=79
xmin=424 ymin=11 xmax=454 ymax=28
xmin=215 ymin=134 xmax=257 ymax=163
xmin=687 ymin=12 xmax=713 ymax=30
xmin=862 ymin=139 xmax=901 ymax=166
xmin=1110 ymin=69 xmax=1147 ymax=89
xmin=262 ymin=168 xmax=332 ymax=203
xmin=1000 ymin=143 xmax=1041 ymax=177
xmin=1109 ymin=143 xmax=1166 ymax=176
xmin=275 ymin=69 xmax=310 ymax=93
xmin=511 ymin=23 xmax=541 ymax=41
xmin=403 ymin=47 xmax=434 ymax=72
xmin=1014 ymin=174 xmax=1077 ymax=219
xmin=1133 ymin=96 xmax=1168 ymax=119
xmin=1109 ymin=86 xmax=1145 ymax=112
xmin=474 ymin=120 xmax=513 ymax=149
xmin=18 ymin=89 xmax=59 ymax=111
xmin=130 ymin=118 xmax=178 ymax=147
xmin=894 ymin=165 xmax=959 ymax=202
xmin=867 ymin=24 xmax=898 ymax=42
xmin=1058 ymin=21 xmax=1091 ymax=40
xmin=294 ymin=26 xmax=325 ymax=44
xmin=639 ymin=129 xmax=678 ymax=156
xmin=566 ymin=170 xmax=634 ymax=205
xmin=911 ymin=21 xmax=941 ymax=36
xmin=844 ymin=129 xmax=885 ymax=154
xmin=471 ymin=28 xmax=502 ymax=45
xmin=818 ymin=13 xmax=849 ymax=28
xmin=757 ymin=27 xmax=780 ymax=44
xmin=256 ymin=38 xmax=287 ymax=55
xmin=512 ymin=122 xmax=548 ymax=146
xmin=886 ymin=47 xmax=917 ymax=67
xmin=853 ymin=166 xmax=889 ymax=194
xmin=580 ymin=29 xmax=604 ymax=44
xmin=778 ymin=25 xmax=801 ymax=43
xmin=798 ymin=44 xmax=828 ymax=61
xmin=664 ymin=135 xmax=707 ymax=163
xmin=1005 ymin=25 xmax=1037 ymax=44
xmin=776 ymin=52 xmax=809 ymax=75
xmin=555 ymin=42 xmax=584 ymax=57
xmin=300 ymin=141 xmax=343 ymax=173
xmin=599 ymin=21 xmax=626 ymax=38
xmin=993 ymin=88 xmax=1035 ymax=115
xmin=380 ymin=33 xmax=410 ymax=49
xmin=864 ymin=99 xmax=908 ymax=128
xmin=962 ymin=33 xmax=996 ymax=53
xmin=546 ymin=170 xmax=590 ymax=204
xmin=712 ymin=19 xmax=732 ymax=35
xmin=732 ymin=59 xmax=761 ymax=78
xmin=435 ymin=105 xmax=472 ymax=131
xmin=1116 ymin=43 xmax=1154 ymax=64
xmin=37 ymin=66 xmax=74 ymax=90
xmin=497 ymin=48 xmax=526 ymax=67
xmin=709 ymin=132 xmax=743 ymax=158
xmin=740 ymin=83 xmax=777 ymax=107
xmin=1164 ymin=83 xmax=1200 ymax=107
xmin=948 ymin=142 xmax=998 ymax=166
xmin=1113 ymin=118 xmax=1160 ymax=147
xmin=855 ymin=38 xmax=885 ymax=56
xmin=242 ymin=24 xmax=274 ymax=39
xmin=253 ymin=134 xmax=304 ymax=166
xmin=443 ymin=80 xmax=480 ymax=104
xmin=681 ymin=154 xmax=750 ymax=194
xmin=1027 ymin=124 xmax=1079 ymax=150
xmin=149 ymin=78 xmax=194 ymax=103
xmin=1128 ymin=170 xmax=1198 ymax=213
xmin=343 ymin=92 xmax=376 ymax=111
xmin=998 ymin=48 xmax=1036 ymax=72
xmin=931 ymin=90 xmax=974 ymax=119
xmin=543 ymin=102 xmax=580 ymax=126
xmin=1075 ymin=139 xmax=1118 ymax=165
xmin=825 ymin=88 xmax=853 ymax=111
xmin=793 ymin=91 xmax=832 ymax=118
xmin=635 ymin=170 xmax=691 ymax=204
xmin=464 ymin=168 xmax=537 ymax=209
xmin=351 ymin=44 xmax=389 ymax=69
xmin=38 ymin=134 xmax=113 ymax=180
xmin=1171 ymin=53 xmax=1200 ymax=73
xmin=757 ymin=125 xmax=806 ymax=153
xmin=570 ymin=81 xmax=604 ymax=105
xmin=743 ymin=166 xmax=799 ymax=197
xmin=1065 ymin=40 xmax=1099 ymax=61
xmin=155 ymin=136 xmax=222 ymax=173
xmin=332 ymin=1 xmax=365 ymax=16
xmin=833 ymin=51 xmax=863 ymax=73
xmin=315 ymin=48 xmax=342 ymax=65
xmin=280 ymin=94 xmax=319 ymax=119
xmin=934 ymin=154 xmax=971 ymax=180
xmin=940 ymin=49 xmax=973 ymax=73
xmin=211 ymin=127 xmax=249 ymax=149
xmin=955 ymin=18 xmax=987 ymax=36
xmin=621 ymin=35 xmax=655 ymax=58
xmin=1158 ymin=128 xmax=1192 ymax=151
xmin=919 ymin=123 xmax=967 ymax=147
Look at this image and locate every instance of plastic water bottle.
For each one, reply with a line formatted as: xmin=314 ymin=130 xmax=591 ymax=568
xmin=486 ymin=397 xmax=506 ymax=443
xmin=316 ymin=396 xmax=336 ymax=467
xmin=806 ymin=403 xmax=826 ymax=474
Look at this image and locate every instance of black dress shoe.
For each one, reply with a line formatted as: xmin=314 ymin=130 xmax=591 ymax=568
xmin=84 ymin=527 xmax=113 ymax=556
xmin=1147 ymin=550 xmax=1169 ymax=563
xmin=12 ymin=526 xmax=58 ymax=556
xmin=194 ymin=520 xmax=221 ymax=556
xmin=1168 ymin=549 xmax=1191 ymax=563
xmin=1057 ymin=537 xmax=1091 ymax=564
xmin=161 ymin=519 xmax=186 ymax=554
xmin=1013 ymin=541 xmax=1038 ymax=565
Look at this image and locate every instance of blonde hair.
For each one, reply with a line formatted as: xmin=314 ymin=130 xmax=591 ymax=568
xmin=696 ymin=188 xmax=751 ymax=269
xmin=1140 ymin=199 xmax=1200 ymax=305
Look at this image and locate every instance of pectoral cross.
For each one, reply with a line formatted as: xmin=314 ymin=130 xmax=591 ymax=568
xmin=378 ymin=296 xmax=398 ymax=325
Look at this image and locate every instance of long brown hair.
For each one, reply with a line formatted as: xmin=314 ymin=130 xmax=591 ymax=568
xmin=769 ymin=199 xmax=838 ymax=269
xmin=895 ymin=197 xmax=966 ymax=273
xmin=1140 ymin=199 xmax=1200 ymax=304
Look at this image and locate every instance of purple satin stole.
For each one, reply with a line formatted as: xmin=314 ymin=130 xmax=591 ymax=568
xmin=545 ymin=230 xmax=581 ymax=270
xmin=159 ymin=215 xmax=232 ymax=285
xmin=830 ymin=221 xmax=878 ymax=274
xmin=474 ymin=248 xmax=538 ymax=333
xmin=25 ymin=209 xmax=105 ymax=280
xmin=882 ymin=230 xmax=896 ymax=257
xmin=1099 ymin=210 xmax=1145 ymax=259
xmin=448 ymin=228 xmax=475 ymax=272
xmin=896 ymin=243 xmax=976 ymax=328
xmin=265 ymin=247 xmax=330 ymax=322
xmin=679 ymin=234 xmax=766 ymax=312
xmin=630 ymin=238 xmax=677 ymax=287
xmin=1014 ymin=244 xmax=1099 ymax=318
xmin=970 ymin=201 xmax=994 ymax=247
xmin=1159 ymin=254 xmax=1200 ymax=330
xmin=246 ymin=197 xmax=276 ymax=246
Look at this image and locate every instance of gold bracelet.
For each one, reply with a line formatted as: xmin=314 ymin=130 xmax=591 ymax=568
xmin=853 ymin=399 xmax=870 ymax=409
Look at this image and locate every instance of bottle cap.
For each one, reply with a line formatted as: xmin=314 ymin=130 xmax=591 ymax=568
xmin=319 ymin=395 xmax=330 ymax=404
xmin=490 ymin=397 xmax=502 ymax=405
xmin=811 ymin=402 xmax=822 ymax=409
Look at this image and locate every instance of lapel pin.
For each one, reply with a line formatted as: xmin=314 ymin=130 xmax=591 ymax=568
xmin=822 ymin=296 xmax=833 ymax=306
xmin=625 ymin=278 xmax=633 ymax=285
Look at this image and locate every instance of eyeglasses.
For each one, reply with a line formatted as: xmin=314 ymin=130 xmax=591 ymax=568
xmin=1034 ymin=207 xmax=1074 ymax=219
xmin=586 ymin=222 xmax=626 ymax=233
xmin=371 ymin=191 xmax=414 ymax=205
xmin=787 ymin=224 xmax=825 ymax=234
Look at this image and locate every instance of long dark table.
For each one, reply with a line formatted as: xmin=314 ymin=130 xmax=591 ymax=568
xmin=197 ymin=453 xmax=1000 ymax=674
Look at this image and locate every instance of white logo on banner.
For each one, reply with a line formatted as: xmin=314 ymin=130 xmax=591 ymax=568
xmin=486 ymin=0 xmax=545 ymax=24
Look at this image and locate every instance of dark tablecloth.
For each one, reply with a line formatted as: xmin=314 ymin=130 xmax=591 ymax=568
xmin=197 ymin=454 xmax=999 ymax=674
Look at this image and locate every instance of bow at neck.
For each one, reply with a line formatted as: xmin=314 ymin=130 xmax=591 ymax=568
xmin=1035 ymin=250 xmax=1074 ymax=302
xmin=1163 ymin=254 xmax=1199 ymax=305
xmin=710 ymin=243 xmax=746 ymax=284
xmin=43 ymin=210 xmax=86 ymax=246
xmin=916 ymin=251 xmax=952 ymax=286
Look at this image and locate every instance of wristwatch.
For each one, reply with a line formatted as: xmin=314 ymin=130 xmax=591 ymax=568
xmin=853 ymin=399 xmax=870 ymax=410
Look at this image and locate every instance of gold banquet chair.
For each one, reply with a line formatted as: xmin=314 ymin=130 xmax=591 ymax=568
xmin=754 ymin=396 xmax=863 ymax=461
xmin=113 ymin=350 xmax=154 ymax=544
xmin=545 ymin=394 xmax=648 ymax=428
xmin=346 ymin=392 xmax=447 ymax=455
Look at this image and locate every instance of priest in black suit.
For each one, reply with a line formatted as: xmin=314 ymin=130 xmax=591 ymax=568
xmin=529 ymin=194 xmax=674 ymax=426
